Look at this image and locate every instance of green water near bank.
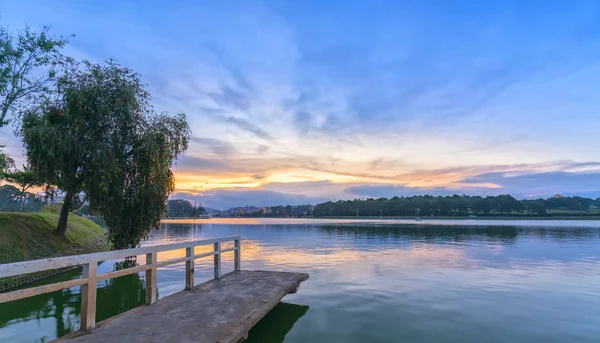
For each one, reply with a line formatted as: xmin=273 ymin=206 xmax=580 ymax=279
xmin=1 ymin=218 xmax=600 ymax=342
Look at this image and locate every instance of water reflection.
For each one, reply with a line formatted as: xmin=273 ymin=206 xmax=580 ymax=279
xmin=245 ymin=303 xmax=309 ymax=343
xmin=95 ymin=260 xmax=148 ymax=323
xmin=0 ymin=269 xmax=81 ymax=341
xmin=1 ymin=219 xmax=599 ymax=343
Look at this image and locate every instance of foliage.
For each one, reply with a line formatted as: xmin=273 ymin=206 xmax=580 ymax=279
xmin=228 ymin=194 xmax=599 ymax=218
xmin=224 ymin=204 xmax=313 ymax=217
xmin=0 ymin=146 xmax=14 ymax=180
xmin=4 ymin=165 xmax=43 ymax=211
xmin=95 ymin=259 xmax=147 ymax=322
xmin=313 ymin=194 xmax=552 ymax=217
xmin=0 ymin=24 xmax=69 ymax=127
xmin=165 ymin=199 xmax=204 ymax=218
xmin=72 ymin=203 xmax=98 ymax=217
xmin=0 ymin=184 xmax=43 ymax=212
xmin=21 ymin=60 xmax=190 ymax=248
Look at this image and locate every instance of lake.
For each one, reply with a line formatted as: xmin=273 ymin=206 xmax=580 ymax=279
xmin=1 ymin=218 xmax=600 ymax=342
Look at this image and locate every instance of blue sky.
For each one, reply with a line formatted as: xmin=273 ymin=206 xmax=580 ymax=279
xmin=2 ymin=1 xmax=600 ymax=209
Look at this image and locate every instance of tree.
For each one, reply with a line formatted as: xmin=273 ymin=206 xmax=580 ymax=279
xmin=0 ymin=24 xmax=69 ymax=127
xmin=4 ymin=165 xmax=42 ymax=211
xmin=21 ymin=60 xmax=190 ymax=247
xmin=472 ymin=197 xmax=491 ymax=215
xmin=166 ymin=200 xmax=206 ymax=218
xmin=0 ymin=147 xmax=13 ymax=180
xmin=0 ymin=184 xmax=19 ymax=210
xmin=522 ymin=199 xmax=547 ymax=215
xmin=167 ymin=199 xmax=192 ymax=218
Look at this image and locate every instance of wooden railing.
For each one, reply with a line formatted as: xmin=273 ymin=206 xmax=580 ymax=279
xmin=0 ymin=235 xmax=241 ymax=330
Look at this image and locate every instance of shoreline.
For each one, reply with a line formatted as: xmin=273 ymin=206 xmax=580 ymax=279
xmin=164 ymin=215 xmax=600 ymax=221
xmin=315 ymin=215 xmax=600 ymax=220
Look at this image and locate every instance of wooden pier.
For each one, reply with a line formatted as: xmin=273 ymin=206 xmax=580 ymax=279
xmin=0 ymin=236 xmax=309 ymax=343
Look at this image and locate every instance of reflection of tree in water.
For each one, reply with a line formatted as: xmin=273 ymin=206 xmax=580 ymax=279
xmin=0 ymin=268 xmax=81 ymax=338
xmin=317 ymin=224 xmax=600 ymax=246
xmin=95 ymin=258 xmax=150 ymax=323
xmin=520 ymin=227 xmax=600 ymax=242
xmin=153 ymin=222 xmax=203 ymax=240
xmin=245 ymin=302 xmax=309 ymax=343
xmin=0 ymin=258 xmax=155 ymax=341
xmin=317 ymin=225 xmax=519 ymax=244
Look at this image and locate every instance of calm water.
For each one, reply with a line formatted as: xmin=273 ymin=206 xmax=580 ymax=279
xmin=1 ymin=218 xmax=600 ymax=342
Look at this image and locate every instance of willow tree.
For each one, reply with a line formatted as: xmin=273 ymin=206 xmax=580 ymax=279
xmin=21 ymin=61 xmax=190 ymax=248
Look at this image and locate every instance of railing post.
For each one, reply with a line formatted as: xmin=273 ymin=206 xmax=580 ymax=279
xmin=145 ymin=251 xmax=157 ymax=305
xmin=234 ymin=239 xmax=241 ymax=271
xmin=185 ymin=245 xmax=194 ymax=290
xmin=80 ymin=260 xmax=97 ymax=330
xmin=213 ymin=242 xmax=221 ymax=279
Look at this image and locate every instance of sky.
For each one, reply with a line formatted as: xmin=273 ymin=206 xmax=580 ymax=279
xmin=2 ymin=0 xmax=600 ymax=209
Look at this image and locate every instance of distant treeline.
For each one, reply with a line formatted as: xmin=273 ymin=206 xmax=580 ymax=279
xmin=170 ymin=194 xmax=600 ymax=219
xmin=223 ymin=204 xmax=313 ymax=217
xmin=165 ymin=199 xmax=205 ymax=218
xmin=312 ymin=195 xmax=600 ymax=217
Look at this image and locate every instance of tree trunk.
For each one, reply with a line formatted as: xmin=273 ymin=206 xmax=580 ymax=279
xmin=56 ymin=190 xmax=73 ymax=236
xmin=19 ymin=188 xmax=24 ymax=212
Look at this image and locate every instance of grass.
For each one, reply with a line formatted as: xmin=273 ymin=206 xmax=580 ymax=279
xmin=0 ymin=212 xmax=109 ymax=264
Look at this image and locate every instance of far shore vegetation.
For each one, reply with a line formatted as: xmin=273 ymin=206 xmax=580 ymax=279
xmin=190 ymin=194 xmax=600 ymax=219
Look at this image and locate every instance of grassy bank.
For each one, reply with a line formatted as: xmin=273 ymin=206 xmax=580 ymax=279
xmin=0 ymin=212 xmax=109 ymax=264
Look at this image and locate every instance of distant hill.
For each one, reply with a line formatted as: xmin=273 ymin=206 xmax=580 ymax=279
xmin=203 ymin=207 xmax=222 ymax=213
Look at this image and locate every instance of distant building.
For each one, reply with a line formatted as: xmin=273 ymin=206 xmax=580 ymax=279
xmin=553 ymin=194 xmax=564 ymax=199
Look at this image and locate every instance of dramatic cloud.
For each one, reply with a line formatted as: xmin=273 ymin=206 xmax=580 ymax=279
xmin=457 ymin=171 xmax=600 ymax=198
xmin=345 ymin=184 xmax=444 ymax=199
xmin=3 ymin=1 xmax=600 ymax=208
xmin=346 ymin=171 xmax=600 ymax=200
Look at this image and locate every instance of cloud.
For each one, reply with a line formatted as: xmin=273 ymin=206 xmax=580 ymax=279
xmin=208 ymin=86 xmax=250 ymax=111
xmin=345 ymin=171 xmax=600 ymax=200
xmin=256 ymin=144 xmax=270 ymax=154
xmin=171 ymin=168 xmax=600 ymax=209
xmin=344 ymin=184 xmax=442 ymax=199
xmin=251 ymin=173 xmax=268 ymax=180
xmin=225 ymin=116 xmax=273 ymax=140
xmin=457 ymin=171 xmax=600 ymax=198
xmin=174 ymin=156 xmax=231 ymax=172
xmin=173 ymin=189 xmax=328 ymax=210
xmin=4 ymin=1 xmax=600 ymax=206
xmin=190 ymin=137 xmax=235 ymax=156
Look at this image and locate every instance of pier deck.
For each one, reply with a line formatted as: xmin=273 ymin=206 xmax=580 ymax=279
xmin=55 ymin=270 xmax=309 ymax=343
